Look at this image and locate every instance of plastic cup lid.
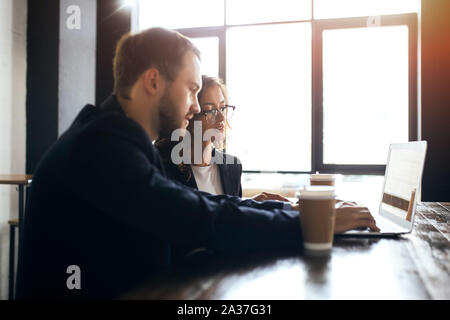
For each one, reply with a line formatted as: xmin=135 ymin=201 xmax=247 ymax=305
xmin=310 ymin=174 xmax=336 ymax=181
xmin=297 ymin=186 xmax=336 ymax=199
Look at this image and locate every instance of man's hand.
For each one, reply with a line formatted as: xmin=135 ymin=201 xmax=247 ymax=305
xmin=336 ymin=199 xmax=358 ymax=207
xmin=334 ymin=205 xmax=380 ymax=233
xmin=252 ymin=192 xmax=290 ymax=202
xmin=293 ymin=201 xmax=379 ymax=233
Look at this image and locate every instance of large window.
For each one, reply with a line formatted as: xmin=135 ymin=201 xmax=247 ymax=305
xmin=136 ymin=0 xmax=419 ymax=174
xmin=322 ymin=26 xmax=409 ymax=165
xmin=226 ymin=23 xmax=311 ymax=171
xmin=190 ymin=37 xmax=220 ymax=77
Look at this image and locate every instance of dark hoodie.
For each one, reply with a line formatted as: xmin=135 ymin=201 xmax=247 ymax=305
xmin=16 ymin=95 xmax=302 ymax=299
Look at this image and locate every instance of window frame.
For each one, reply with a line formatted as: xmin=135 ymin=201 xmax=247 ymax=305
xmin=177 ymin=27 xmax=227 ymax=83
xmin=312 ymin=13 xmax=418 ymax=175
xmin=134 ymin=2 xmax=418 ymax=175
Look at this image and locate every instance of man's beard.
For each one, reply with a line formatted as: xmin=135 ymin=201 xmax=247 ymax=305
xmin=158 ymin=90 xmax=186 ymax=139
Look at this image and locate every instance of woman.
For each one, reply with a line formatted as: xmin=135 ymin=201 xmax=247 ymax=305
xmin=156 ymin=75 xmax=289 ymax=202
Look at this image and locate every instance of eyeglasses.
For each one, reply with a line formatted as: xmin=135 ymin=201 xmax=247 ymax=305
xmin=196 ymin=105 xmax=236 ymax=123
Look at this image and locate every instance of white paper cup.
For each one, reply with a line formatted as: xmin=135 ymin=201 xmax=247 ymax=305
xmin=297 ymin=186 xmax=337 ymax=252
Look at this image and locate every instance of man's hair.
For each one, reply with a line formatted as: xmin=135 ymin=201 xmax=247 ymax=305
xmin=113 ymin=27 xmax=201 ymax=99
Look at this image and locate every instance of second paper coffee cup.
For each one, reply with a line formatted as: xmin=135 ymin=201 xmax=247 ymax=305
xmin=310 ymin=173 xmax=336 ymax=186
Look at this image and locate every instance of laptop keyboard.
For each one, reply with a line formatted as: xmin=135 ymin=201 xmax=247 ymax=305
xmin=374 ymin=216 xmax=401 ymax=233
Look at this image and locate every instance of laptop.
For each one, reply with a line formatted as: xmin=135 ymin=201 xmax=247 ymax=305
xmin=337 ymin=141 xmax=427 ymax=237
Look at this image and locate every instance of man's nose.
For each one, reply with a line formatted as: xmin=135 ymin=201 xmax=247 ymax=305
xmin=192 ymin=97 xmax=201 ymax=114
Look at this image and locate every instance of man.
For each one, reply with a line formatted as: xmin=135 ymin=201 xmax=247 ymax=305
xmin=16 ymin=28 xmax=378 ymax=299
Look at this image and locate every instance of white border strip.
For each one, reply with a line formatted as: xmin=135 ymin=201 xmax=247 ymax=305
xmin=304 ymin=242 xmax=332 ymax=250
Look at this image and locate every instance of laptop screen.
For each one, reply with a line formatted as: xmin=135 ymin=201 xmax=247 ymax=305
xmin=379 ymin=142 xmax=427 ymax=229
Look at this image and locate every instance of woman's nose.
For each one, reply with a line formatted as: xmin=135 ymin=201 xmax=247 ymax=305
xmin=216 ymin=109 xmax=225 ymax=121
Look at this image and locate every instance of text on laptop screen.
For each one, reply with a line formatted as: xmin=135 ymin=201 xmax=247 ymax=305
xmin=381 ymin=147 xmax=424 ymax=221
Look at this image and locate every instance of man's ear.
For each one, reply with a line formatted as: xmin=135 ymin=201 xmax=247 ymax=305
xmin=142 ymin=68 xmax=165 ymax=96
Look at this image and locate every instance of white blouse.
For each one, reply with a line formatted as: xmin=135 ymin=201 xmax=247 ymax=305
xmin=190 ymin=163 xmax=224 ymax=195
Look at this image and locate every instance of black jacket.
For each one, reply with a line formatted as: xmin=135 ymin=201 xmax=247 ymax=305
xmin=158 ymin=148 xmax=243 ymax=197
xmin=16 ymin=95 xmax=302 ymax=299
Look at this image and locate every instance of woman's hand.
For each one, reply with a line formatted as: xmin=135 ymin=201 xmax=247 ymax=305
xmin=252 ymin=192 xmax=290 ymax=202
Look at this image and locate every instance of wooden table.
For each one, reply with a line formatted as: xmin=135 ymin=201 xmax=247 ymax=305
xmin=123 ymin=202 xmax=450 ymax=300
xmin=0 ymin=174 xmax=32 ymax=300
xmin=0 ymin=174 xmax=32 ymax=227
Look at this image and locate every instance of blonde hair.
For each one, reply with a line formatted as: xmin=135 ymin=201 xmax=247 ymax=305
xmin=198 ymin=75 xmax=229 ymax=105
